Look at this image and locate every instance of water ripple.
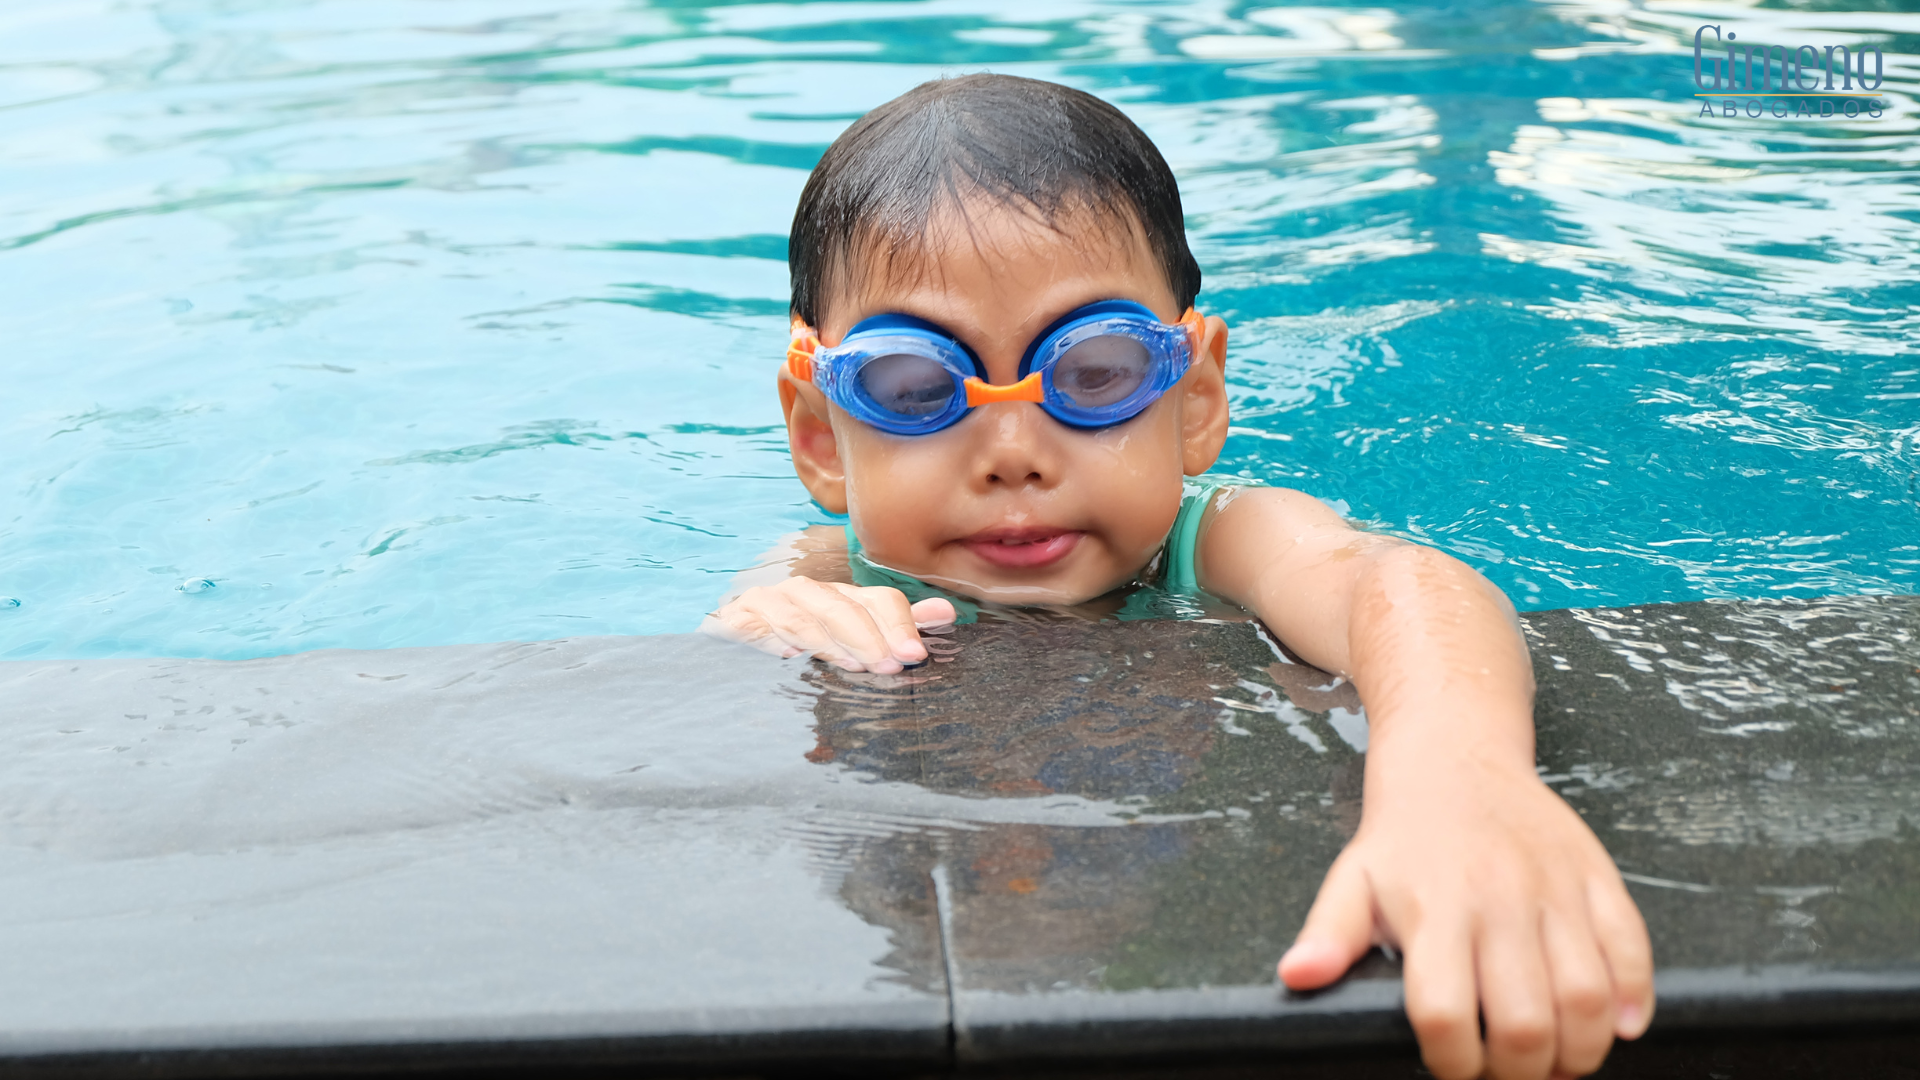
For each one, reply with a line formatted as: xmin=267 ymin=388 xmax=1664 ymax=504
xmin=1 ymin=0 xmax=1912 ymax=659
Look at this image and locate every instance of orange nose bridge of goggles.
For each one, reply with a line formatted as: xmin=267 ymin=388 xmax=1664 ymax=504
xmin=964 ymin=372 xmax=1044 ymax=407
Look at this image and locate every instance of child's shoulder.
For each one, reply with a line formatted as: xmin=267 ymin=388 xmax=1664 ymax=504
xmin=1191 ymin=480 xmax=1346 ymax=525
xmin=1172 ymin=478 xmax=1327 ymax=591
xmin=1191 ymin=482 xmax=1381 ymax=593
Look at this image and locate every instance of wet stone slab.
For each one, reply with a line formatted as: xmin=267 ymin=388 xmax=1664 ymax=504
xmin=0 ymin=595 xmax=1915 ymax=1077
xmin=0 ymin=636 xmax=956 ymax=1075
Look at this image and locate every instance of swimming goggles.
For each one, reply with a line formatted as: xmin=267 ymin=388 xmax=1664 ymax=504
xmin=785 ymin=299 xmax=1205 ymax=436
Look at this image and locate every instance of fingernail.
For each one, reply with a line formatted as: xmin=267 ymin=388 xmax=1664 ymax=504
xmin=1617 ymin=1003 xmax=1646 ymax=1037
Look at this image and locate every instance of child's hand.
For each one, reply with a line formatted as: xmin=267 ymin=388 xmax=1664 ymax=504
xmin=701 ymin=577 xmax=956 ymax=673
xmin=1278 ymin=743 xmax=1654 ymax=1080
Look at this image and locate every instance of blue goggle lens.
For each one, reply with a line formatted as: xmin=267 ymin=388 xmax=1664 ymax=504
xmin=856 ymin=353 xmax=959 ymax=418
xmin=1049 ymin=334 xmax=1153 ymax=411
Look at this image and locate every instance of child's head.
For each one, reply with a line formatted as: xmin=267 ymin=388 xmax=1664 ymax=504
xmin=780 ymin=74 xmax=1230 ymax=606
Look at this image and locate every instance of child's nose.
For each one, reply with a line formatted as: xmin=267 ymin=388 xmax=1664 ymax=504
xmin=970 ymin=403 xmax=1062 ymax=490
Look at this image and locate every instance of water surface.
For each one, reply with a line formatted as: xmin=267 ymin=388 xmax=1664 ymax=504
xmin=2 ymin=0 xmax=1914 ymax=660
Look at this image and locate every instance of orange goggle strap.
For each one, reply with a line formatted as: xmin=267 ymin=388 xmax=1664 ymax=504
xmin=1178 ymin=306 xmax=1205 ymax=356
xmin=785 ymin=306 xmax=1209 ymax=394
xmin=785 ymin=316 xmax=817 ymax=382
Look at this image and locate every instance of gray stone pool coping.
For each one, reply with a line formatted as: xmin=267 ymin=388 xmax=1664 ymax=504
xmin=1 ymin=594 xmax=1914 ymax=1076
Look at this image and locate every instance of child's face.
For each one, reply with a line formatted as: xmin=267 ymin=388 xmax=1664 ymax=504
xmin=782 ymin=202 xmax=1229 ymax=606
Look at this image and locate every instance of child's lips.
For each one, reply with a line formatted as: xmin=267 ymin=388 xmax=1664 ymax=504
xmin=960 ymin=528 xmax=1084 ymax=569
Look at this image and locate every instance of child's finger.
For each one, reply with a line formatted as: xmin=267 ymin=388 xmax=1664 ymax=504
xmin=793 ymin=582 xmax=904 ymax=671
xmin=833 ymin=584 xmax=928 ymax=665
xmin=741 ymin=582 xmax=885 ymax=670
xmin=1542 ymin=905 xmax=1616 ymax=1077
xmin=1401 ymin=923 xmax=1483 ymax=1080
xmin=699 ymin=607 xmax=765 ymax=645
xmin=702 ymin=587 xmax=810 ymax=654
xmin=1277 ymin=851 xmax=1375 ymax=990
xmin=741 ymin=586 xmax=855 ymax=663
xmin=909 ymin=597 xmax=957 ymax=628
xmin=699 ymin=612 xmax=801 ymax=657
xmin=1477 ymin=912 xmax=1558 ymax=1080
xmin=1586 ymin=873 xmax=1655 ymax=1040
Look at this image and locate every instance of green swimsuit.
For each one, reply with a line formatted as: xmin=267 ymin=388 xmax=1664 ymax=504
xmin=843 ymin=477 xmax=1241 ymax=623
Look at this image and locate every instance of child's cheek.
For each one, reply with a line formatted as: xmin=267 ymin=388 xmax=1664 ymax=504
xmin=841 ymin=427 xmax=965 ymax=559
xmin=1079 ymin=408 xmax=1188 ymax=553
xmin=1116 ymin=485 xmax=1185 ymax=571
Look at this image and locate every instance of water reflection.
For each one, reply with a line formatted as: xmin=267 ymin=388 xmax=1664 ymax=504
xmin=806 ymin=622 xmax=1225 ymax=798
xmin=792 ymin=599 xmax=1920 ymax=993
xmin=1528 ymin=595 xmax=1920 ymax=969
xmin=798 ymin=616 xmax=1369 ymax=993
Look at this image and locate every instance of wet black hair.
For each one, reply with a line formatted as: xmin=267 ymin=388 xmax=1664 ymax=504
xmin=788 ymin=73 xmax=1202 ymax=327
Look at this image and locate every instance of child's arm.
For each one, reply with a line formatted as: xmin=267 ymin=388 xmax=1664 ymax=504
xmin=701 ymin=525 xmax=956 ymax=670
xmin=1197 ymin=486 xmax=1654 ymax=1080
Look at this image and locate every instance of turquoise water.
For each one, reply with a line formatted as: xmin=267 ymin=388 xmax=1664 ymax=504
xmin=2 ymin=1 xmax=1914 ymax=662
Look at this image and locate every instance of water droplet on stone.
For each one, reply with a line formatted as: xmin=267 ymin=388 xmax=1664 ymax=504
xmin=177 ymin=578 xmax=216 ymax=594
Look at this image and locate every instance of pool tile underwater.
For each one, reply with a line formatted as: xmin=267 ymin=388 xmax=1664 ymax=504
xmin=0 ymin=596 xmax=1915 ymax=1075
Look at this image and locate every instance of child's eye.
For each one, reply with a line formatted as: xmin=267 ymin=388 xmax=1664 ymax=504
xmin=858 ymin=353 xmax=957 ymax=417
xmin=1054 ymin=336 xmax=1150 ymax=407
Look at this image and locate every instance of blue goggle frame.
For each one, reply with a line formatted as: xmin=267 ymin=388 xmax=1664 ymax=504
xmin=786 ymin=300 xmax=1205 ymax=436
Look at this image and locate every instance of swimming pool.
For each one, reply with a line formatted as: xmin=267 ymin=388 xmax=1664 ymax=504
xmin=2 ymin=0 xmax=1914 ymax=662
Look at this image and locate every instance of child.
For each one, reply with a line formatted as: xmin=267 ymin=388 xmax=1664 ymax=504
xmin=704 ymin=74 xmax=1652 ymax=1080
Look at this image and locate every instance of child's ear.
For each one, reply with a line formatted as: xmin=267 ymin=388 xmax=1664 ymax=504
xmin=1180 ymin=315 xmax=1231 ymax=475
xmin=779 ymin=372 xmax=849 ymax=513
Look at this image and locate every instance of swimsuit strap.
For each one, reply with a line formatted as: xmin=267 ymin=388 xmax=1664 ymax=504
xmin=1162 ymin=477 xmax=1239 ymax=594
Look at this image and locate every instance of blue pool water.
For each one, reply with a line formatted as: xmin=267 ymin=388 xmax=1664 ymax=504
xmin=2 ymin=1 xmax=1915 ymax=662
